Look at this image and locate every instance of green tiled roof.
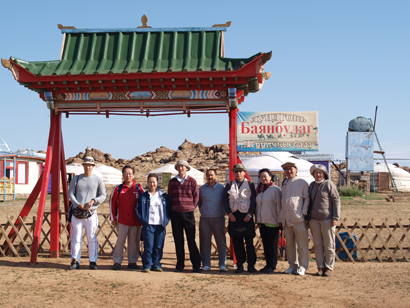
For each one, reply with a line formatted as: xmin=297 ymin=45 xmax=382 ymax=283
xmin=11 ymin=28 xmax=260 ymax=76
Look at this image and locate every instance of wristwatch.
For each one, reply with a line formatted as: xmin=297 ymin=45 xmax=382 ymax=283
xmin=247 ymin=214 xmax=252 ymax=218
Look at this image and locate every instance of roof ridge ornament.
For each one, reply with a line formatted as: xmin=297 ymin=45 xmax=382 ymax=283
xmin=58 ymin=24 xmax=77 ymax=30
xmin=137 ymin=15 xmax=152 ymax=28
xmin=1 ymin=58 xmax=11 ymax=69
xmin=212 ymin=21 xmax=231 ymax=28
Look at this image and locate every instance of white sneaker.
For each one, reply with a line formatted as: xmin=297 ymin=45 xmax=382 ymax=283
xmin=296 ymin=267 xmax=306 ymax=276
xmin=219 ymin=266 xmax=227 ymax=272
xmin=284 ymin=267 xmax=295 ymax=274
xmin=201 ymin=266 xmax=211 ymax=271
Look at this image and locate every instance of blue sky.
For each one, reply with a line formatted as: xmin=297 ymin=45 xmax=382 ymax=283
xmin=1 ymin=0 xmax=409 ymax=166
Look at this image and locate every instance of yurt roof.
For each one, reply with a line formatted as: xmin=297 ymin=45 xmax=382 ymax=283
xmin=243 ymin=152 xmax=313 ymax=173
xmin=149 ymin=163 xmax=204 ymax=176
xmin=373 ymin=163 xmax=410 ymax=177
xmin=94 ymin=164 xmax=122 ymax=176
xmin=235 ymin=152 xmax=315 ymax=184
xmin=66 ymin=163 xmax=103 ymax=177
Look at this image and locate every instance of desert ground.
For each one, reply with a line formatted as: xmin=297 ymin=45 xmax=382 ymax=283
xmin=0 ymin=193 xmax=409 ymax=308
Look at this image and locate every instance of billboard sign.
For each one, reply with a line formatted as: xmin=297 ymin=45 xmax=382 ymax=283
xmin=346 ymin=132 xmax=374 ymax=171
xmin=237 ymin=111 xmax=319 ymax=152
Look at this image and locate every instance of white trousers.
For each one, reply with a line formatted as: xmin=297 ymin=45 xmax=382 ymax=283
xmin=284 ymin=221 xmax=309 ymax=270
xmin=71 ymin=214 xmax=99 ymax=263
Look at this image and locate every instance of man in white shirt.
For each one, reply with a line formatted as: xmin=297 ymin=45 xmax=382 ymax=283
xmin=280 ymin=162 xmax=309 ymax=276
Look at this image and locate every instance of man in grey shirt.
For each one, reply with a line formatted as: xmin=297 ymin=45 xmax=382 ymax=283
xmin=68 ymin=156 xmax=107 ymax=270
xmin=198 ymin=169 xmax=227 ymax=272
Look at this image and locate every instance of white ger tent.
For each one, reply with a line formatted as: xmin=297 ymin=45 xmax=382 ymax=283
xmin=226 ymin=152 xmax=315 ymax=185
xmin=340 ymin=163 xmax=410 ymax=192
xmin=149 ymin=163 xmax=204 ymax=186
xmin=66 ymin=163 xmax=122 ymax=185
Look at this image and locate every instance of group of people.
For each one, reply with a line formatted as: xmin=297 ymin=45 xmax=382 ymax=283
xmin=67 ymin=156 xmax=340 ymax=277
xmin=278 ymin=162 xmax=341 ymax=277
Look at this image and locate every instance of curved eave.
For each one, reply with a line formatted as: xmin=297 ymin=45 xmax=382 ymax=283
xmin=5 ymin=51 xmax=271 ymax=96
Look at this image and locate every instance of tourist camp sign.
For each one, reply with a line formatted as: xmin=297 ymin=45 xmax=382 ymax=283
xmin=237 ymin=111 xmax=319 ymax=152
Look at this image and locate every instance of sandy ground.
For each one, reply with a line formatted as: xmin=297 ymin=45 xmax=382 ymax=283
xmin=1 ymin=251 xmax=409 ymax=307
xmin=1 ymin=195 xmax=409 ymax=307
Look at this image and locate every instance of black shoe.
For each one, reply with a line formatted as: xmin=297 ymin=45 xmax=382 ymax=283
xmin=261 ymin=266 xmax=274 ymax=273
xmin=235 ymin=264 xmax=244 ymax=273
xmin=192 ymin=268 xmax=202 ymax=273
xmin=68 ymin=259 xmax=79 ymax=270
xmin=89 ymin=262 xmax=98 ymax=270
xmin=248 ymin=266 xmax=257 ymax=273
xmin=174 ymin=268 xmax=183 ymax=272
xmin=259 ymin=266 xmax=268 ymax=272
xmin=112 ymin=263 xmax=121 ymax=270
xmin=128 ymin=263 xmax=140 ymax=269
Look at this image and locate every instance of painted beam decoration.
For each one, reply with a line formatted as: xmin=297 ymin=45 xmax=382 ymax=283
xmin=237 ymin=111 xmax=319 ymax=152
xmin=48 ymin=90 xmax=228 ymax=102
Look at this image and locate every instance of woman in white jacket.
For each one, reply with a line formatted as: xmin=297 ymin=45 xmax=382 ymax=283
xmin=255 ymin=168 xmax=282 ymax=273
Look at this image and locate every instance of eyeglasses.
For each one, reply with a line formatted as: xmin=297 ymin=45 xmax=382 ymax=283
xmin=234 ymin=170 xmax=244 ymax=173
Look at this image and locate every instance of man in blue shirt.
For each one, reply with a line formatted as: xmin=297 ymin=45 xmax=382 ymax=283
xmin=198 ymin=169 xmax=227 ymax=271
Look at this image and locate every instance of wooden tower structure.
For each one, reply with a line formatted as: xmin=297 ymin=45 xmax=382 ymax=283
xmin=2 ymin=16 xmax=271 ymax=264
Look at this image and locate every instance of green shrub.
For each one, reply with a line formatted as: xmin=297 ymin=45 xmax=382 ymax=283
xmin=338 ymin=185 xmax=364 ymax=197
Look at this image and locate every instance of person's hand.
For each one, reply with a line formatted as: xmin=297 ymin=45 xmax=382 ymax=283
xmin=243 ymin=214 xmax=251 ymax=222
xmin=332 ymin=220 xmax=337 ymax=226
xmin=77 ymin=204 xmax=86 ymax=210
xmin=228 ymin=213 xmax=236 ymax=222
xmin=85 ymin=199 xmax=95 ymax=210
xmin=112 ymin=221 xmax=117 ymax=229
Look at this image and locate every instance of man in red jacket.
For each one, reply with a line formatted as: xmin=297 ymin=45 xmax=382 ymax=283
xmin=110 ymin=166 xmax=144 ymax=270
xmin=168 ymin=160 xmax=201 ymax=273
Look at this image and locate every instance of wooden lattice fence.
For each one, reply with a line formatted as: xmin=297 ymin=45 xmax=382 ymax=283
xmin=1 ymin=214 xmax=409 ymax=262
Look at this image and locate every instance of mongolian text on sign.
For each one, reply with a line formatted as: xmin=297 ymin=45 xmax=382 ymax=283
xmin=237 ymin=111 xmax=319 ymax=152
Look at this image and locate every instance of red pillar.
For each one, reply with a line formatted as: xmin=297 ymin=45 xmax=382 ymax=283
xmin=30 ymin=111 xmax=56 ymax=265
xmin=228 ymin=107 xmax=238 ymax=263
xmin=229 ymin=107 xmax=238 ymax=181
xmin=50 ymin=112 xmax=61 ymax=258
xmin=60 ymin=130 xmax=69 ymax=214
xmin=59 ymin=127 xmax=71 ymax=243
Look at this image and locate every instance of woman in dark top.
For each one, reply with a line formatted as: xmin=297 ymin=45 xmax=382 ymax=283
xmin=308 ymin=164 xmax=341 ymax=277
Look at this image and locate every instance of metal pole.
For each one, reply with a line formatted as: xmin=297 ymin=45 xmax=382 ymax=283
xmin=2 ymin=158 xmax=5 ymax=202
xmin=13 ymin=157 xmax=16 ymax=200
xmin=373 ymin=106 xmax=378 ymax=131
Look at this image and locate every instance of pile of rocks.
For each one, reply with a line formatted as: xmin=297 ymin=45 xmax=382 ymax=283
xmin=330 ymin=162 xmax=346 ymax=186
xmin=66 ymin=139 xmax=256 ymax=184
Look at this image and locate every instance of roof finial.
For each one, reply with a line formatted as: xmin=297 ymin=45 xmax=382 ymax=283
xmin=138 ymin=15 xmax=152 ymax=28
xmin=1 ymin=58 xmax=11 ymax=69
xmin=57 ymin=24 xmax=77 ymax=30
xmin=212 ymin=21 xmax=231 ymax=28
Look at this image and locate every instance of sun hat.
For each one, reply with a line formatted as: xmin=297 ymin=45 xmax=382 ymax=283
xmin=231 ymin=164 xmax=247 ymax=172
xmin=281 ymin=162 xmax=297 ymax=170
xmin=175 ymin=160 xmax=191 ymax=171
xmin=83 ymin=156 xmax=95 ymax=165
xmin=310 ymin=164 xmax=329 ymax=179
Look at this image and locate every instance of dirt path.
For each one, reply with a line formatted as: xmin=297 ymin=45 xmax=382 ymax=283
xmin=1 ymin=196 xmax=409 ymax=307
xmin=1 ymin=241 xmax=409 ymax=308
